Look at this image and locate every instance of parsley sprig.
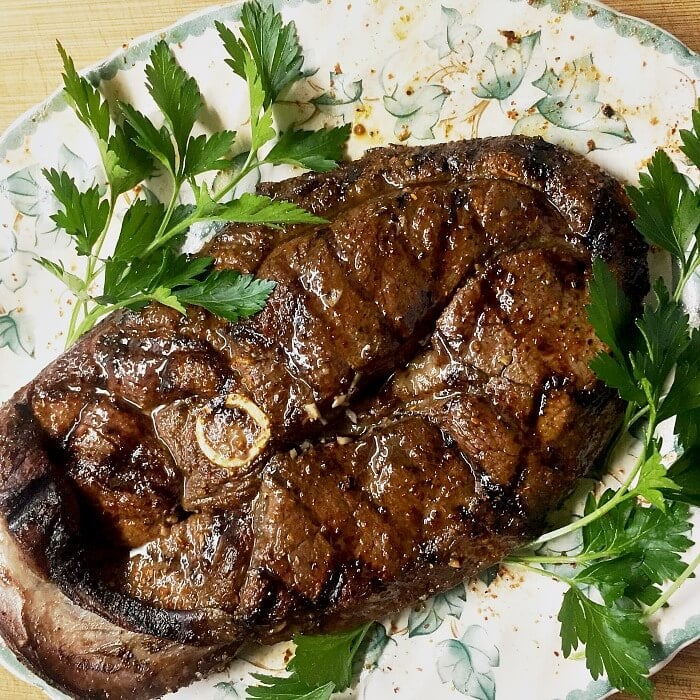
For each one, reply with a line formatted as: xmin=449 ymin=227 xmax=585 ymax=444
xmin=246 ymin=625 xmax=373 ymax=699
xmin=509 ymin=102 xmax=700 ymax=698
xmin=40 ymin=1 xmax=350 ymax=346
xmin=510 ymin=496 xmax=694 ymax=698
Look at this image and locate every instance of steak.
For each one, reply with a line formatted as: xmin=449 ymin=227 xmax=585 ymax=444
xmin=0 ymin=136 xmax=648 ymax=699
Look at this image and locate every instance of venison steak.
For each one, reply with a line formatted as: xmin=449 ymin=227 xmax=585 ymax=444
xmin=0 ymin=136 xmax=648 ymax=698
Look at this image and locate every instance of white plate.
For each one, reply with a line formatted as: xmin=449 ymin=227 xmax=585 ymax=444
xmin=0 ymin=1 xmax=698 ymax=698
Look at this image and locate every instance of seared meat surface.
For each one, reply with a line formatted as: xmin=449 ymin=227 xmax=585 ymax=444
xmin=0 ymin=137 xmax=647 ymax=699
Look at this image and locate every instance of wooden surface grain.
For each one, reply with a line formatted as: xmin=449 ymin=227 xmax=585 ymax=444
xmin=0 ymin=1 xmax=698 ymax=698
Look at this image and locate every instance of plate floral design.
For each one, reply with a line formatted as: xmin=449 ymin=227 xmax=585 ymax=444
xmin=0 ymin=1 xmax=699 ymax=699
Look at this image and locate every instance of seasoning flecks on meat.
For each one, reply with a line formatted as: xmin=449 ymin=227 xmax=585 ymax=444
xmin=0 ymin=137 xmax=648 ymax=699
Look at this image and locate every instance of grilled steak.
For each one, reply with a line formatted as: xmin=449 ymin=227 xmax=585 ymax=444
xmin=0 ymin=136 xmax=648 ymax=699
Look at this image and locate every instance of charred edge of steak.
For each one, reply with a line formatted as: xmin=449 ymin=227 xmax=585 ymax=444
xmin=219 ymin=136 xmax=647 ymax=297
xmin=0 ymin=502 xmax=238 ymax=700
xmin=0 ymin=136 xmax=649 ymax=695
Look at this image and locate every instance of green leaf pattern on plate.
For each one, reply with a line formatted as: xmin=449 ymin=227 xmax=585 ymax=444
xmin=214 ymin=680 xmax=246 ymax=698
xmin=0 ymin=229 xmax=34 ymax=292
xmin=0 ymin=145 xmax=99 ymax=242
xmin=383 ymin=85 xmax=450 ymax=140
xmin=513 ymin=54 xmax=635 ymax=150
xmin=312 ymin=71 xmax=363 ymax=108
xmin=408 ymin=583 xmax=467 ymax=637
xmin=0 ymin=311 xmax=33 ymax=357
xmin=477 ymin=565 xmax=501 ymax=588
xmin=1 ymin=165 xmax=59 ymax=238
xmin=426 ymin=6 xmax=481 ymax=60
xmin=360 ymin=622 xmax=395 ymax=669
xmin=437 ymin=625 xmax=500 ymax=700
xmin=473 ymin=31 xmax=541 ymax=100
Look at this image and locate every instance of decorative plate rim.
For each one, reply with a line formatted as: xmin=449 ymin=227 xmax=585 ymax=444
xmin=2 ymin=0 xmax=700 ymax=157
xmin=0 ymin=1 xmax=698 ymax=699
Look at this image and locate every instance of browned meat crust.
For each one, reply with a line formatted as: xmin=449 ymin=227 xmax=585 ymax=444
xmin=0 ymin=508 xmax=237 ymax=699
xmin=0 ymin=136 xmax=648 ymax=698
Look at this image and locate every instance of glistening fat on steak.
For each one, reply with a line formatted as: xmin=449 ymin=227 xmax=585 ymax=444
xmin=0 ymin=136 xmax=648 ymax=699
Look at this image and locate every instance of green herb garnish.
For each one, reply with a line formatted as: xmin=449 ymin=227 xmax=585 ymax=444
xmin=41 ymin=0 xmax=349 ymax=346
xmin=246 ymin=625 xmax=373 ymax=699
xmin=215 ymin=0 xmax=304 ymax=109
xmin=509 ymin=102 xmax=700 ymax=699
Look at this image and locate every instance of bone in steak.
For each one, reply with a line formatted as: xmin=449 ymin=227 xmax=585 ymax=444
xmin=0 ymin=136 xmax=648 ymax=699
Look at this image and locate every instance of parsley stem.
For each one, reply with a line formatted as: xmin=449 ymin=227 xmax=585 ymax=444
xmin=154 ymin=178 xmax=184 ymax=247
xmin=674 ymin=254 xmax=700 ymax=303
xmin=72 ymin=294 xmax=154 ymax=339
xmin=72 ymin=304 xmax=112 ymax=340
xmin=211 ymin=155 xmax=260 ymax=203
xmin=143 ymin=158 xmax=263 ymax=254
xmin=64 ymin=192 xmax=118 ymax=347
xmin=507 ymin=551 xmax=612 ymax=566
xmin=65 ymin=297 xmax=85 ymax=348
xmin=85 ymin=193 xmax=117 ymax=285
xmin=626 ymin=405 xmax=650 ymax=430
xmin=532 ymin=449 xmax=647 ymax=547
xmin=138 ymin=177 xmax=185 ymax=259
xmin=643 ymin=551 xmax=700 ymax=618
xmin=508 ymin=560 xmax=576 ymax=588
xmin=534 ymin=388 xmax=660 ymax=548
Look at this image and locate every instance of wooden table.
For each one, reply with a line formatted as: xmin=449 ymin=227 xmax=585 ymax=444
xmin=0 ymin=1 xmax=698 ymax=698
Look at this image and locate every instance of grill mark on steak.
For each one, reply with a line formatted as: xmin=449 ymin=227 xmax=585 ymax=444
xmin=0 ymin=512 xmax=239 ymax=700
xmin=234 ymin=416 xmax=489 ymax=635
xmin=0 ymin=136 xmax=648 ymax=699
